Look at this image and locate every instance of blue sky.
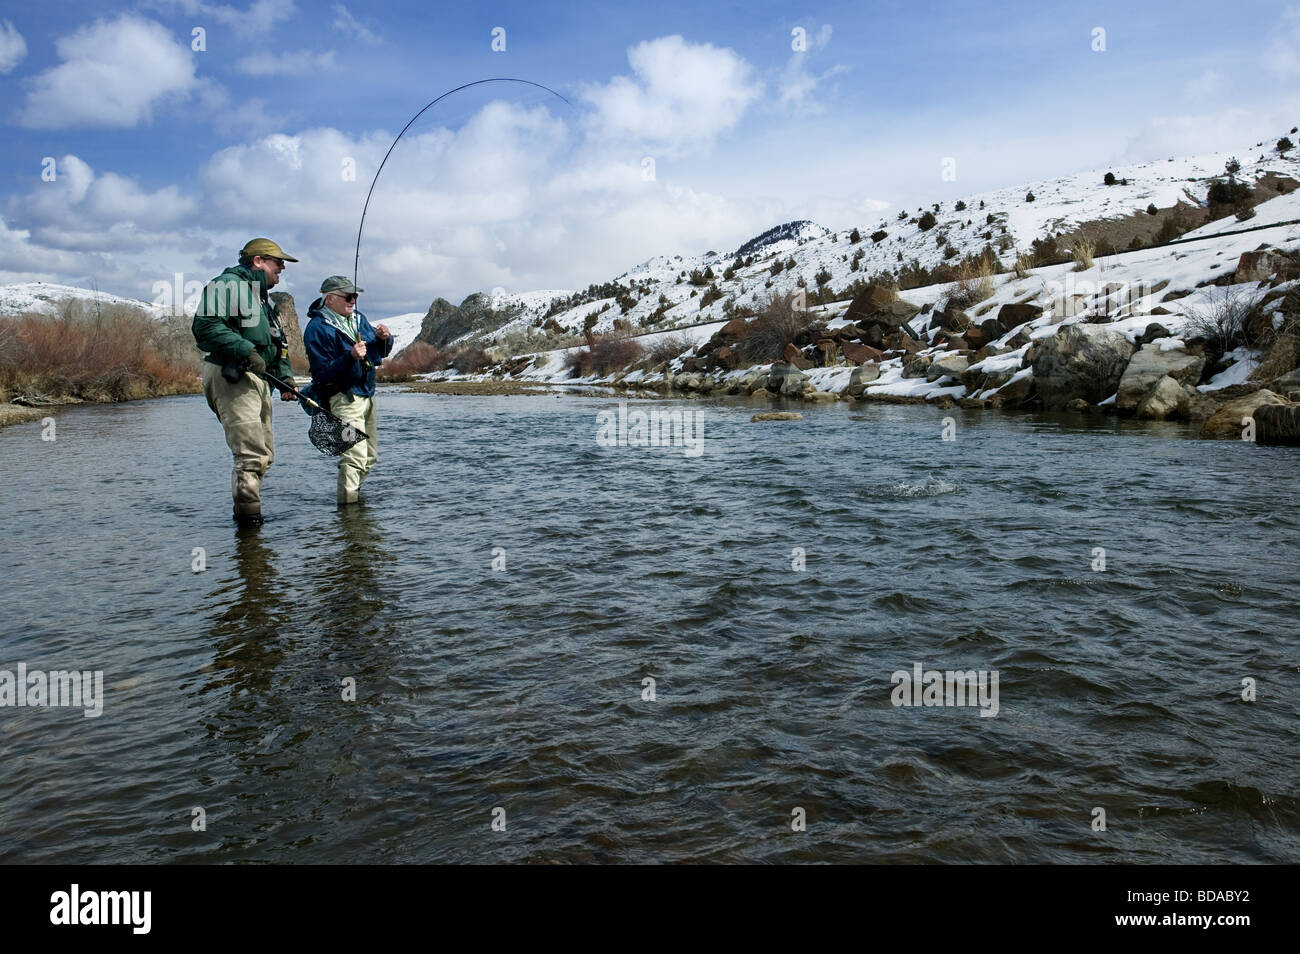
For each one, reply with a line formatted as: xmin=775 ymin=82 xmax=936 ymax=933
xmin=1 ymin=0 xmax=1297 ymax=315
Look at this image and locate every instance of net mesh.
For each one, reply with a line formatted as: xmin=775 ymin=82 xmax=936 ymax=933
xmin=308 ymin=411 xmax=367 ymax=456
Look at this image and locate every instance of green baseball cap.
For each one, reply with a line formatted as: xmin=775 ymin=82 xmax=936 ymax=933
xmin=240 ymin=237 xmax=299 ymax=262
xmin=320 ymin=275 xmax=365 ymax=295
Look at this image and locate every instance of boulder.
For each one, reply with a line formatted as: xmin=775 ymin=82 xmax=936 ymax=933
xmin=842 ymin=340 xmax=884 ymax=366
xmin=1200 ymin=389 xmax=1287 ymax=439
xmin=844 ymin=284 xmax=898 ymax=320
xmin=934 ymin=305 xmax=971 ymax=332
xmin=1254 ymin=405 xmax=1300 ymax=445
xmin=1031 ymin=324 xmax=1136 ymax=409
xmin=928 ymin=353 xmax=970 ymax=382
xmin=1269 ymin=367 xmax=1300 ymax=393
xmin=803 ymin=390 xmax=838 ymax=403
xmin=860 ymin=299 xmax=920 ymax=332
xmin=846 ymin=363 xmax=881 ymax=396
xmin=751 ymin=411 xmax=803 ymax=421
xmin=1137 ymin=322 xmax=1172 ymax=345
xmin=902 ymin=355 xmax=932 ymax=379
xmin=858 ymin=323 xmax=884 ymax=347
xmin=997 ymin=302 xmax=1044 ymax=332
xmin=719 ymin=316 xmax=749 ymax=340
xmin=746 ymin=371 xmax=771 ymax=394
xmin=813 ymin=339 xmax=839 ymax=366
xmin=1236 ymin=249 xmax=1287 ymax=283
xmin=672 ymin=372 xmax=703 ymax=391
xmin=768 ymin=363 xmax=810 ymax=396
xmin=1115 ymin=344 xmax=1206 ymax=412
xmin=783 ymin=342 xmax=813 ymax=370
xmin=1134 ymin=375 xmax=1190 ymax=420
xmin=987 ymin=372 xmax=1034 ymax=408
xmin=713 ymin=345 xmax=740 ymax=370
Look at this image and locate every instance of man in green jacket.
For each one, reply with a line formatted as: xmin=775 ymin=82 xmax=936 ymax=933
xmin=192 ymin=237 xmax=300 ymax=527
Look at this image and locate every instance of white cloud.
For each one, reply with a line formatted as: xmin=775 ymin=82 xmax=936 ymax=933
xmin=235 ymin=49 xmax=335 ymax=76
xmin=332 ymin=3 xmax=380 ymax=44
xmin=144 ymin=0 xmax=296 ymax=37
xmin=0 ymin=19 xmax=26 ymax=73
xmin=779 ymin=24 xmax=844 ymax=113
xmin=1121 ymin=104 xmax=1300 ymax=162
xmin=580 ymin=35 xmax=762 ymax=157
xmin=1265 ymin=7 xmax=1300 ymax=79
xmin=18 ymin=16 xmax=198 ymax=129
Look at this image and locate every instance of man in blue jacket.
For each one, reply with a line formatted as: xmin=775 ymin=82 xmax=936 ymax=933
xmin=302 ymin=276 xmax=393 ymax=504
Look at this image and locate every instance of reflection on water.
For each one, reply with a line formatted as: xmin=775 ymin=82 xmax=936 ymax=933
xmin=1 ymin=391 xmax=1298 ymax=863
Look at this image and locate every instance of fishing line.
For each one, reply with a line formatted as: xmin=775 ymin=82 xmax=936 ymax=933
xmin=352 ymin=77 xmax=572 ymax=289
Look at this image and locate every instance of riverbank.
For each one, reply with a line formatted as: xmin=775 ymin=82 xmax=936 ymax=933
xmin=411 ymin=229 xmax=1300 ymax=443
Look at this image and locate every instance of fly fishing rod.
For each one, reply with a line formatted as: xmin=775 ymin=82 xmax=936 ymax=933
xmin=352 ymin=77 xmax=571 ymax=290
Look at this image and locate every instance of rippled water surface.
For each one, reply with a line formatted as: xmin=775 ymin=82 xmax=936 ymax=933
xmin=1 ymin=389 xmax=1298 ymax=863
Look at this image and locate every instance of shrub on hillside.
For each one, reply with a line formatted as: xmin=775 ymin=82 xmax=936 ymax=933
xmin=870 ymin=229 xmax=888 ymax=243
xmin=1184 ymin=287 xmax=1272 ymax=356
xmin=1278 ymin=137 xmax=1294 ymax=154
xmin=917 ymin=210 xmax=937 ymax=231
xmin=735 ymin=292 xmax=808 ymax=364
xmin=377 ymin=342 xmax=446 ymax=381
xmin=849 ymin=228 xmax=862 ymax=243
xmin=647 ymin=334 xmax=692 ymax=366
xmin=1025 ymin=191 xmax=1036 ymax=202
xmin=1104 ymin=172 xmax=1117 ymax=186
xmin=1146 ymin=203 xmax=1158 ymax=215
xmin=566 ymin=332 xmax=644 ymax=378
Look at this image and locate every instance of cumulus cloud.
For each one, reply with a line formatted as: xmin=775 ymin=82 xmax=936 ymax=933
xmin=235 ymin=49 xmax=335 ymax=76
xmin=0 ymin=19 xmax=26 ymax=73
xmin=580 ymin=35 xmax=762 ymax=157
xmin=1185 ymin=69 xmax=1222 ymax=99
xmin=18 ymin=15 xmax=198 ymax=129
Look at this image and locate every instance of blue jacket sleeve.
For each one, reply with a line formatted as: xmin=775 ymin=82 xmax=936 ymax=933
xmin=357 ymin=313 xmax=394 ymax=366
xmin=304 ymin=319 xmax=358 ymax=391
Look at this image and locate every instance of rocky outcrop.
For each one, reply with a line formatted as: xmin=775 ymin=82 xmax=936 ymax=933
xmin=1200 ymin=389 xmax=1287 ymax=439
xmin=1030 ymin=324 xmax=1135 ymax=409
xmin=1115 ymin=344 xmax=1206 ymax=412
xmin=269 ymin=292 xmax=308 ymax=372
xmin=415 ymin=293 xmax=521 ymax=349
xmin=1235 ymin=249 xmax=1287 ymax=283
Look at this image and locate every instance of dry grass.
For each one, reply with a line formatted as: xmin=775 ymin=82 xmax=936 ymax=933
xmin=0 ymin=304 xmax=200 ymax=403
xmin=945 ymin=259 xmax=995 ymax=309
xmin=1071 ymin=237 xmax=1096 ymax=271
xmin=1013 ymin=252 xmax=1036 ymax=279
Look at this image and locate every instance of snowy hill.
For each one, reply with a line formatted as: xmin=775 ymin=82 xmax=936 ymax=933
xmin=444 ymin=131 xmax=1299 ymax=351
xmin=0 ymin=282 xmax=169 ymax=319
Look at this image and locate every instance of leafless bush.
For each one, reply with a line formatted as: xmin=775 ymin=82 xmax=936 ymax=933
xmin=0 ymin=305 xmax=200 ymax=402
xmin=646 ymin=333 xmax=692 ymax=365
xmin=735 ymin=292 xmax=809 ymax=363
xmin=1183 ymin=287 xmax=1272 ymax=356
xmin=377 ymin=342 xmax=445 ymax=381
xmin=566 ymin=331 xmax=644 ymax=377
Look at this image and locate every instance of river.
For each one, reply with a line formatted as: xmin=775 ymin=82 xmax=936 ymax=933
xmin=1 ymin=389 xmax=1297 ymax=862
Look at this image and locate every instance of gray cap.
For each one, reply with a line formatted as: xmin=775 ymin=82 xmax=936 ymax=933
xmin=320 ymin=275 xmax=364 ymax=295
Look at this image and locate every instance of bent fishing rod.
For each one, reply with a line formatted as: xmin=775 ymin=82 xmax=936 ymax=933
xmin=352 ymin=77 xmax=571 ymax=289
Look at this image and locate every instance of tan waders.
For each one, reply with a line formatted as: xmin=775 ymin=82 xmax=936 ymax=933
xmin=329 ymin=392 xmax=377 ymax=504
xmin=202 ymin=363 xmax=274 ymax=518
